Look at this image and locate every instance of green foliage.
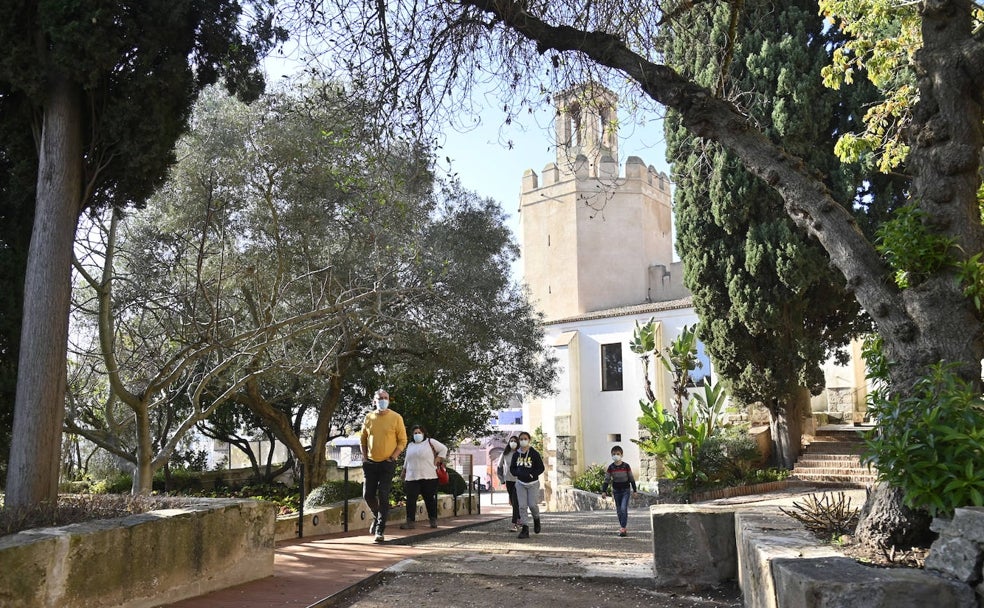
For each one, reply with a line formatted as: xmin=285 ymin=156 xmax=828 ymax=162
xmin=440 ymin=466 xmax=468 ymax=497
xmin=572 ymin=464 xmax=607 ymax=493
xmin=305 ymin=480 xmax=363 ymax=509
xmin=152 ymin=469 xmax=202 ymax=493
xmin=630 ymin=317 xmax=657 ymax=356
xmin=694 ymin=428 xmax=763 ymax=487
xmin=863 ymin=362 xmax=984 ymax=517
xmin=875 ymin=204 xmax=955 ymax=289
xmin=91 ymin=474 xmax=133 ymax=494
xmin=663 ymin=0 xmax=869 ymax=421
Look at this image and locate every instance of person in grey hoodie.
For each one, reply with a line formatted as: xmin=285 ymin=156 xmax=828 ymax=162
xmin=509 ymin=431 xmax=545 ymax=539
xmin=496 ymin=435 xmax=521 ymax=531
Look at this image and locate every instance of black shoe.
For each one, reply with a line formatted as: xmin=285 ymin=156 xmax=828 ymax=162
xmin=429 ymin=518 xmax=438 ymax=528
xmin=533 ymin=519 xmax=541 ymax=534
xmin=399 ymin=521 xmax=415 ymax=530
xmin=374 ymin=532 xmax=385 ymax=543
xmin=517 ymin=525 xmax=530 ymax=539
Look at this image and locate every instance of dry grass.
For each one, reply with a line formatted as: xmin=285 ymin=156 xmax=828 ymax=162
xmin=0 ymin=493 xmax=193 ymax=537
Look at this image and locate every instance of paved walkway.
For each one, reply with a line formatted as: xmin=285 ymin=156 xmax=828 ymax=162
xmin=166 ymin=485 xmax=865 ymax=607
xmin=166 ymin=501 xmax=513 ymax=608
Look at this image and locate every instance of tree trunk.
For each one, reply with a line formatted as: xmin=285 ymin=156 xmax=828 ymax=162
xmin=768 ymin=389 xmax=806 ymax=469
xmin=855 ymin=482 xmax=935 ymax=548
xmin=133 ymin=403 xmax=154 ymax=494
xmin=4 ymin=73 xmax=83 ymax=510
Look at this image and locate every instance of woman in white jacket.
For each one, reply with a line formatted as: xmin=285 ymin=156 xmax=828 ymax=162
xmin=496 ymin=435 xmax=520 ymax=531
xmin=400 ymin=424 xmax=449 ymax=529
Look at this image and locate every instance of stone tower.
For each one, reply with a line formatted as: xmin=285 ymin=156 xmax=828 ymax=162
xmin=519 ymin=84 xmax=677 ymax=322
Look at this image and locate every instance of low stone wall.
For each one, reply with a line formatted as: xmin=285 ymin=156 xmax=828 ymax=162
xmin=0 ymin=498 xmax=275 ymax=608
xmin=275 ymin=493 xmax=480 ymax=541
xmin=551 ymin=486 xmax=664 ymax=513
xmin=649 ymin=504 xmax=979 ymax=607
xmin=736 ymin=508 xmax=976 ymax=608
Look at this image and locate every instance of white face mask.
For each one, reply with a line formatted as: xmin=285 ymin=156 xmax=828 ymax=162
xmin=376 ymin=398 xmax=389 ymax=411
xmin=508 ymin=441 xmax=518 ymax=449
xmin=413 ymin=433 xmax=424 ymax=443
xmin=612 ymin=454 xmax=623 ymax=462
xmin=519 ymin=439 xmax=530 ymax=449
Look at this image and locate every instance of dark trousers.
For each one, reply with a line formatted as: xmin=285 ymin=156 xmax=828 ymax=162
xmin=506 ymin=480 xmax=519 ymax=524
xmin=404 ymin=477 xmax=439 ymax=521
xmin=363 ymin=459 xmax=397 ymax=532
xmin=613 ymin=488 xmax=631 ymax=528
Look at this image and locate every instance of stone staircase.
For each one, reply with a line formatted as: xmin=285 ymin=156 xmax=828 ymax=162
xmin=790 ymin=425 xmax=877 ymax=485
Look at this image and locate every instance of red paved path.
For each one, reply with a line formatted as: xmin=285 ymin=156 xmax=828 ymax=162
xmin=166 ymin=505 xmax=510 ymax=608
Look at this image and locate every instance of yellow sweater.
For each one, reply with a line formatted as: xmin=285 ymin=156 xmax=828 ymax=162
xmin=360 ymin=410 xmax=408 ymax=462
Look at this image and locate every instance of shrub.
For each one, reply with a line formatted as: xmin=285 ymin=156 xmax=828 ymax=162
xmin=780 ymin=492 xmax=860 ymax=540
xmin=863 ymin=362 xmax=984 ymax=517
xmin=306 ymin=480 xmax=363 ymax=509
xmin=92 ymin=473 xmax=133 ymax=494
xmin=572 ymin=464 xmax=607 ymax=493
xmin=695 ymin=428 xmax=761 ymax=486
xmin=152 ymin=468 xmax=202 ymax=493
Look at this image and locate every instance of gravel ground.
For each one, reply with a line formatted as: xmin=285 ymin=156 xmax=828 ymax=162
xmin=331 ymin=510 xmax=742 ymax=607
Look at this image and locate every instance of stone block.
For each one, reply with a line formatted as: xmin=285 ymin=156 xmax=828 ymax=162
xmin=925 ymin=536 xmax=984 ymax=584
xmin=773 ymin=555 xmax=976 ymax=608
xmin=650 ymin=504 xmax=738 ymax=588
xmin=735 ymin=508 xmax=841 ymax=608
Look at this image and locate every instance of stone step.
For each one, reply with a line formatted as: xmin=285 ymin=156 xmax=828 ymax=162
xmin=794 ymin=461 xmax=867 ymax=471
xmin=797 ymin=453 xmax=862 ymax=462
xmin=790 ymin=472 xmax=877 ymax=484
xmin=792 ymin=466 xmax=873 ymax=477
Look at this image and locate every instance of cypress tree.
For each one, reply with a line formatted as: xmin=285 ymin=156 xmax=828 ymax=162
xmin=663 ymin=0 xmax=867 ymax=467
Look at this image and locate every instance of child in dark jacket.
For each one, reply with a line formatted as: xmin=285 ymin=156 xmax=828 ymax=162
xmin=601 ymin=445 xmax=638 ymax=537
xmin=509 ymin=431 xmax=545 ymax=539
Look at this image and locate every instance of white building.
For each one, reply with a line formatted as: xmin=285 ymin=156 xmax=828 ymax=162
xmin=517 ymin=84 xmax=705 ymax=506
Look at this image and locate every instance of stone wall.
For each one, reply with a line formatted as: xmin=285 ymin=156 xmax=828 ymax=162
xmin=0 ymin=498 xmax=275 ymax=608
xmin=275 ymin=493 xmax=480 ymax=541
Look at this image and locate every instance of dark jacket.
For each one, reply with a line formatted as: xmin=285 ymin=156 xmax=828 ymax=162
xmin=510 ymin=447 xmax=545 ymax=483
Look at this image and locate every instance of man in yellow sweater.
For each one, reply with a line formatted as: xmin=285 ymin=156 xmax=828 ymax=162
xmin=360 ymin=389 xmax=408 ymax=542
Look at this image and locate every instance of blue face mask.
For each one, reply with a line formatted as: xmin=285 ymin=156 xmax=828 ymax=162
xmin=376 ymin=399 xmax=389 ymax=411
xmin=612 ymin=454 xmax=622 ymax=462
xmin=413 ymin=433 xmax=424 ymax=443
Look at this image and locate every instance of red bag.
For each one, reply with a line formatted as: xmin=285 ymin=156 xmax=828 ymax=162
xmin=429 ymin=439 xmax=450 ymax=484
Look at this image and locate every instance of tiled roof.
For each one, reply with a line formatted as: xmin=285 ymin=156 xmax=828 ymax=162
xmin=546 ymin=296 xmax=694 ymax=325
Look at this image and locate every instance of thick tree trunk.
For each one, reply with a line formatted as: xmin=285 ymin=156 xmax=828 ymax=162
xmin=4 ymin=74 xmax=83 ymax=509
xmin=768 ymin=389 xmax=806 ymax=469
xmin=855 ymin=482 xmax=934 ymax=548
xmin=133 ymin=404 xmax=155 ymax=494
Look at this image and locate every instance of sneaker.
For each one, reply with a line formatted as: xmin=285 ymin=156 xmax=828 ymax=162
xmin=429 ymin=518 xmax=438 ymax=528
xmin=517 ymin=525 xmax=530 ymax=539
xmin=533 ymin=519 xmax=541 ymax=534
xmin=619 ymin=528 xmax=627 ymax=537
xmin=399 ymin=521 xmax=415 ymax=530
xmin=510 ymin=524 xmax=519 ymax=532
xmin=374 ymin=532 xmax=385 ymax=543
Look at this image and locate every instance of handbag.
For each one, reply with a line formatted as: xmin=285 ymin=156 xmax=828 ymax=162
xmin=429 ymin=439 xmax=450 ymax=484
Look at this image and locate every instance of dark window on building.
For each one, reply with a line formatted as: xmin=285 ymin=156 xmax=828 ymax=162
xmin=601 ymin=343 xmax=623 ymax=391
xmin=607 ymin=433 xmax=621 ymax=442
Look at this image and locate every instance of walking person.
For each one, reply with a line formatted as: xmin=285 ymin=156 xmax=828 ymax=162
xmin=496 ymin=435 xmax=521 ymax=531
xmin=510 ymin=431 xmax=544 ymax=539
xmin=400 ymin=424 xmax=448 ymax=530
xmin=600 ymin=445 xmax=638 ymax=537
xmin=360 ymin=389 xmax=408 ymax=543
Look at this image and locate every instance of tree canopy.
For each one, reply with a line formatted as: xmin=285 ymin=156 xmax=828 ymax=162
xmin=0 ymin=0 xmax=285 ymax=509
xmin=66 ymin=84 xmax=555 ymax=492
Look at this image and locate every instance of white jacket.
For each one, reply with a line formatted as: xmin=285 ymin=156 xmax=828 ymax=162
xmin=404 ymin=437 xmax=449 ymax=481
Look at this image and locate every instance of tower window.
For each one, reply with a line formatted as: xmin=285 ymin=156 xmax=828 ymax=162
xmin=601 ymin=343 xmax=623 ymax=392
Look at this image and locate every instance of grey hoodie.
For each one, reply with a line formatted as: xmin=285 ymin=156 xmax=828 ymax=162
xmin=496 ymin=449 xmax=518 ymax=483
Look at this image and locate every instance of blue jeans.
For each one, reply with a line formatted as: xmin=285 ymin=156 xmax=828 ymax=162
xmin=613 ymin=488 xmax=631 ymax=528
xmin=363 ymin=459 xmax=397 ymax=532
